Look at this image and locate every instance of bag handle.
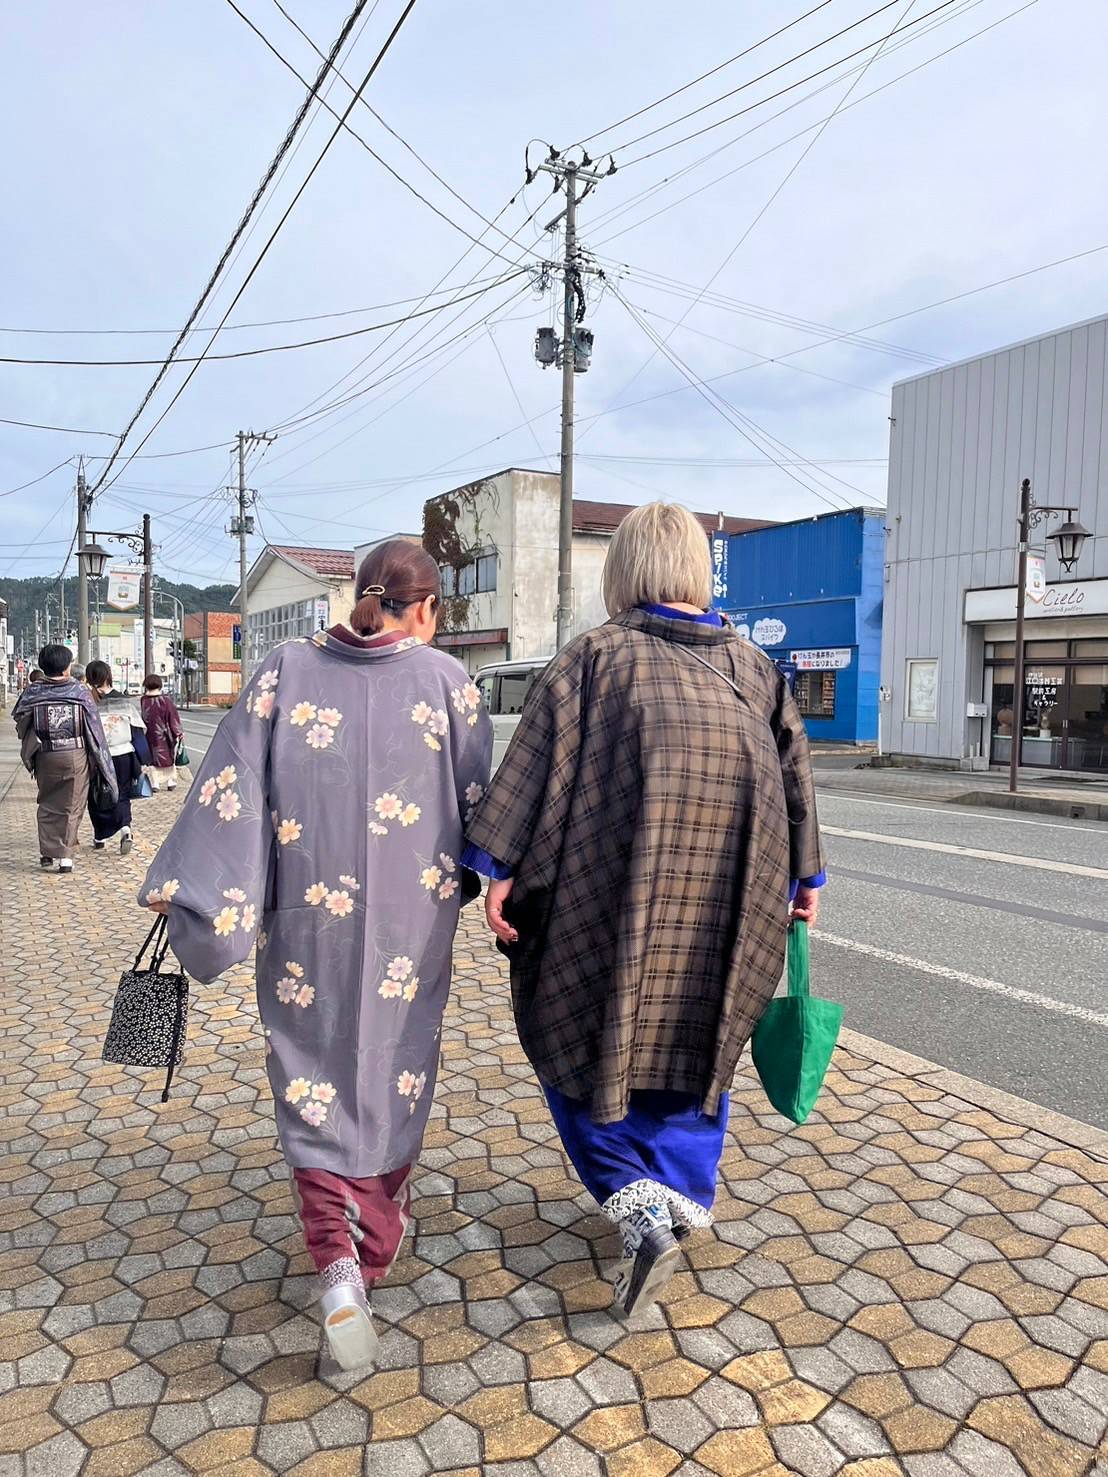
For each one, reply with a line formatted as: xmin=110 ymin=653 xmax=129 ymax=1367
xmin=133 ymin=915 xmax=166 ymax=972
xmin=787 ymin=919 xmax=810 ymax=1000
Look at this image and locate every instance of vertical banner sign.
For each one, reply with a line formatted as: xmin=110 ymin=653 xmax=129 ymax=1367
xmin=710 ymin=533 xmax=729 ymax=604
xmin=314 ymin=597 xmax=330 ymax=631
xmin=106 ymin=564 xmax=142 ymax=610
xmin=232 ymin=623 xmax=242 ymax=661
xmin=1025 ymin=552 xmax=1047 ymax=603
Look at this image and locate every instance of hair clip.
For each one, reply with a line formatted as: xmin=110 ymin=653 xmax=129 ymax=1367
xmin=360 ymin=584 xmax=386 ymax=597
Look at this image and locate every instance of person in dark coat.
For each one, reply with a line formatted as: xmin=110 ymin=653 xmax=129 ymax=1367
xmin=12 ymin=644 xmax=117 ymax=873
xmin=141 ymin=674 xmax=184 ymax=790
xmin=464 ymin=502 xmax=825 ymax=1316
xmin=86 ymin=659 xmax=144 ymax=855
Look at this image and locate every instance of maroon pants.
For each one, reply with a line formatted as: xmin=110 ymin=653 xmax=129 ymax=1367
xmin=293 ymin=1165 xmax=411 ymax=1288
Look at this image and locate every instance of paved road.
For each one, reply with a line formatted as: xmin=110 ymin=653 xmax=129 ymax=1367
xmin=182 ymin=710 xmax=1108 ymax=1128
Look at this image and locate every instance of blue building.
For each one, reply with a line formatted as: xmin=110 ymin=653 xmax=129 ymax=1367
xmin=711 ymin=507 xmax=885 ymax=744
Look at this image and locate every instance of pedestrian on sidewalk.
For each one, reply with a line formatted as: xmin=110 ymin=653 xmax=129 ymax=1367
xmin=12 ymin=644 xmax=117 ymax=874
xmin=464 ymin=502 xmax=826 ymax=1316
xmin=139 ymin=540 xmax=491 ymax=1371
xmin=85 ymin=659 xmax=144 ymax=856
xmin=140 ymin=674 xmax=183 ymax=791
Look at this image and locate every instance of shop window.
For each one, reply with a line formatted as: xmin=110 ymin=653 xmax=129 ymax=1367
xmin=905 ymin=659 xmax=938 ymax=721
xmin=795 ymin=671 xmax=836 ymax=719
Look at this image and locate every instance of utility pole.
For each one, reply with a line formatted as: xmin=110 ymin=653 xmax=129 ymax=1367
xmin=142 ymin=513 xmax=154 ymax=678
xmin=76 ymin=459 xmax=90 ymax=664
xmin=230 ymin=429 xmax=273 ymax=687
xmin=234 ymin=432 xmax=252 ymax=689
xmin=534 ymin=151 xmax=609 ymax=649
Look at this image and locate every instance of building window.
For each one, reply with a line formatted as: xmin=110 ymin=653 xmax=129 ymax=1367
xmin=440 ymin=564 xmax=457 ymax=597
xmin=458 ymin=561 xmax=476 ymax=597
xmin=795 ymin=671 xmax=836 ymax=719
xmin=906 ymin=658 xmax=938 ymax=721
xmin=476 ymin=552 xmax=498 ymax=593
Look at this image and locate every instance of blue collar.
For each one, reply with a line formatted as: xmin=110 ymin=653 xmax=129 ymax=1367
xmin=639 ymin=602 xmax=724 ymax=627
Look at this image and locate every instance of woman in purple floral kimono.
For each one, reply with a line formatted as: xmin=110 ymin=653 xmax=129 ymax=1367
xmin=140 ymin=542 xmax=491 ymax=1370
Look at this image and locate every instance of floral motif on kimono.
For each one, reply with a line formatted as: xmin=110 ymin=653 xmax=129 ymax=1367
xmin=139 ymin=631 xmax=492 ymax=1178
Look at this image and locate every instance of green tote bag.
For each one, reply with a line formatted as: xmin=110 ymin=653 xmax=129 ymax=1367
xmin=751 ymin=920 xmax=843 ymax=1125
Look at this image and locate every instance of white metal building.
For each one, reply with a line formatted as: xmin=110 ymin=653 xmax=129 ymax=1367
xmin=883 ymin=312 xmax=1108 ymax=774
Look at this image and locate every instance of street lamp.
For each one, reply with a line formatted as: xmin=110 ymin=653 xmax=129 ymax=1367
xmin=1009 ymin=478 xmax=1091 ymax=794
xmin=78 ymin=541 xmax=110 ymax=580
xmin=1047 ymin=518 xmax=1090 ymax=573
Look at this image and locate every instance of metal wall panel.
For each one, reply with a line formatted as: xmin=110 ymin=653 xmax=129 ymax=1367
xmin=883 ymin=314 xmax=1108 ymax=760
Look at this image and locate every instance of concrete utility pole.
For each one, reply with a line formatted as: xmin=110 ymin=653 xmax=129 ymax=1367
xmin=230 ymin=429 xmax=273 ymax=687
xmin=535 ymin=153 xmax=608 ymax=650
xmin=142 ymin=513 xmax=154 ymax=678
xmin=76 ymin=460 xmax=90 ymax=663
xmin=233 ymin=431 xmax=252 ymax=688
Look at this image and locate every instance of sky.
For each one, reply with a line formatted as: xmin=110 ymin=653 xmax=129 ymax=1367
xmin=2 ymin=0 xmax=1106 ymax=590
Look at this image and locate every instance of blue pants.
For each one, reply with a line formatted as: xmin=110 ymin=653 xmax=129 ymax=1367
xmin=544 ymin=1085 xmax=729 ymax=1228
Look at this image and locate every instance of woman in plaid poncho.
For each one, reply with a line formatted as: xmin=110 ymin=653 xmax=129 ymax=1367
xmin=464 ymin=502 xmax=824 ymax=1316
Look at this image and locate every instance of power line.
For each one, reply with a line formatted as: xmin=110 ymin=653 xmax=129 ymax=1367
xmin=610 ymin=286 xmax=861 ymax=512
xmin=225 ymin=0 xmax=527 ymax=262
xmin=592 ymin=0 xmax=926 ymax=438
xmin=269 ymin=0 xmax=521 ymax=246
xmin=572 ymin=0 xmax=835 ymax=148
xmin=591 ymin=0 xmax=1027 ymax=244
xmin=617 ymin=0 xmax=955 ymax=166
xmin=0 ymin=272 xmax=519 ymax=337
xmin=0 ymin=457 xmax=75 ymax=500
xmin=86 ymin=0 xmax=380 ymax=502
xmin=0 ymin=273 xmax=526 ymax=366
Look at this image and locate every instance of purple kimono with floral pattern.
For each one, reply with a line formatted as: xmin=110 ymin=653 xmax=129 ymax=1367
xmin=139 ymin=630 xmax=492 ymax=1177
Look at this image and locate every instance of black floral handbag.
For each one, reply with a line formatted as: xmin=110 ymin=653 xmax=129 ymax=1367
xmin=102 ymin=917 xmax=190 ymax=1100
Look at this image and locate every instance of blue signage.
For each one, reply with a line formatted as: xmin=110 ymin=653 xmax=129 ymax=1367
xmin=710 ymin=533 xmax=729 ymax=603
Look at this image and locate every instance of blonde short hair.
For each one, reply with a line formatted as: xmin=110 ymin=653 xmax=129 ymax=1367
xmin=602 ymin=501 xmax=714 ymax=617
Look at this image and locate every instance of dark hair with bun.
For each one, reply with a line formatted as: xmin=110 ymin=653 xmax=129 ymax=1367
xmin=350 ymin=539 xmax=440 ymax=635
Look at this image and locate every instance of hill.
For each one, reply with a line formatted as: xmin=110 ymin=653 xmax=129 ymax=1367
xmin=0 ymin=575 xmax=238 ymax=656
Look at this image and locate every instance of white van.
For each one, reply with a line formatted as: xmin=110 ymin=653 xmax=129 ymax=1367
xmin=474 ymin=657 xmax=551 ymax=768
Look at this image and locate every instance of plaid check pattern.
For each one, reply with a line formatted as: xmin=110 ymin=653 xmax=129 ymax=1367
xmin=466 ymin=608 xmax=824 ymax=1124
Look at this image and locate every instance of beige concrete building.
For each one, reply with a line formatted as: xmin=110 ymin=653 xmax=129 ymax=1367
xmin=423 ymin=468 xmax=769 ymax=673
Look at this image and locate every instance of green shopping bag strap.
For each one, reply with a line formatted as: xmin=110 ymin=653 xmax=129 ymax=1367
xmin=788 ymin=919 xmax=810 ymax=999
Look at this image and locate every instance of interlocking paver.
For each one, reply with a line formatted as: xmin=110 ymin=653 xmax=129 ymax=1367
xmin=0 ymin=755 xmax=1106 ymax=1475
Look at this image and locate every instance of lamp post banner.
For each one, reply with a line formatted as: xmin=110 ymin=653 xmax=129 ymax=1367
xmin=105 ymin=564 xmax=142 ymax=611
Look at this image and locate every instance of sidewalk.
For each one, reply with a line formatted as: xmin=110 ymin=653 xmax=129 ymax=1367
xmin=813 ymin=762 xmax=1108 ymax=821
xmin=1 ymin=762 xmax=1107 ymax=1477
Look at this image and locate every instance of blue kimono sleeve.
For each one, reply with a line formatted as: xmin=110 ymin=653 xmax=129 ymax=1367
xmin=138 ymin=670 xmax=276 ymax=984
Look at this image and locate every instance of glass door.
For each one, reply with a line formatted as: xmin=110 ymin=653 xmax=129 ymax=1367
xmin=989 ymin=664 xmax=1066 ymax=767
xmin=1062 ymin=665 xmax=1108 ymax=772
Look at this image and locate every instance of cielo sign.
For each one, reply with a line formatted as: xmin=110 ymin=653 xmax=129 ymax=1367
xmin=964 ymin=578 xmax=1108 ymax=624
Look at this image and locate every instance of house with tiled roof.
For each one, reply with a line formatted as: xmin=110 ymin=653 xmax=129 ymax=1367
xmin=241 ymin=544 xmax=356 ymax=666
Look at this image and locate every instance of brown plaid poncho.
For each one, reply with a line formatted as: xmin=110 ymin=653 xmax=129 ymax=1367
xmin=466 ymin=607 xmax=824 ymax=1123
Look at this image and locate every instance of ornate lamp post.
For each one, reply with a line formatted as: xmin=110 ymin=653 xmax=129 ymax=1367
xmin=1009 ymin=479 xmax=1090 ymax=794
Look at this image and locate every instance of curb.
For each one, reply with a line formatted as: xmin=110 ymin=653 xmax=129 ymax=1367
xmin=815 ymin=776 xmax=1108 ymax=821
xmin=949 ymin=789 xmax=1108 ymax=822
xmin=840 ymin=1025 xmax=1108 ymax=1161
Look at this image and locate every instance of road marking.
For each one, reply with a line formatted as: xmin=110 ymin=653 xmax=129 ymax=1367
xmin=820 ymin=789 xmax=1108 ymax=836
xmin=831 ymin=865 xmax=1108 ymax=935
xmin=822 ymin=825 xmax=1108 ymax=880
xmin=818 ymin=932 xmax=1108 ymax=1028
